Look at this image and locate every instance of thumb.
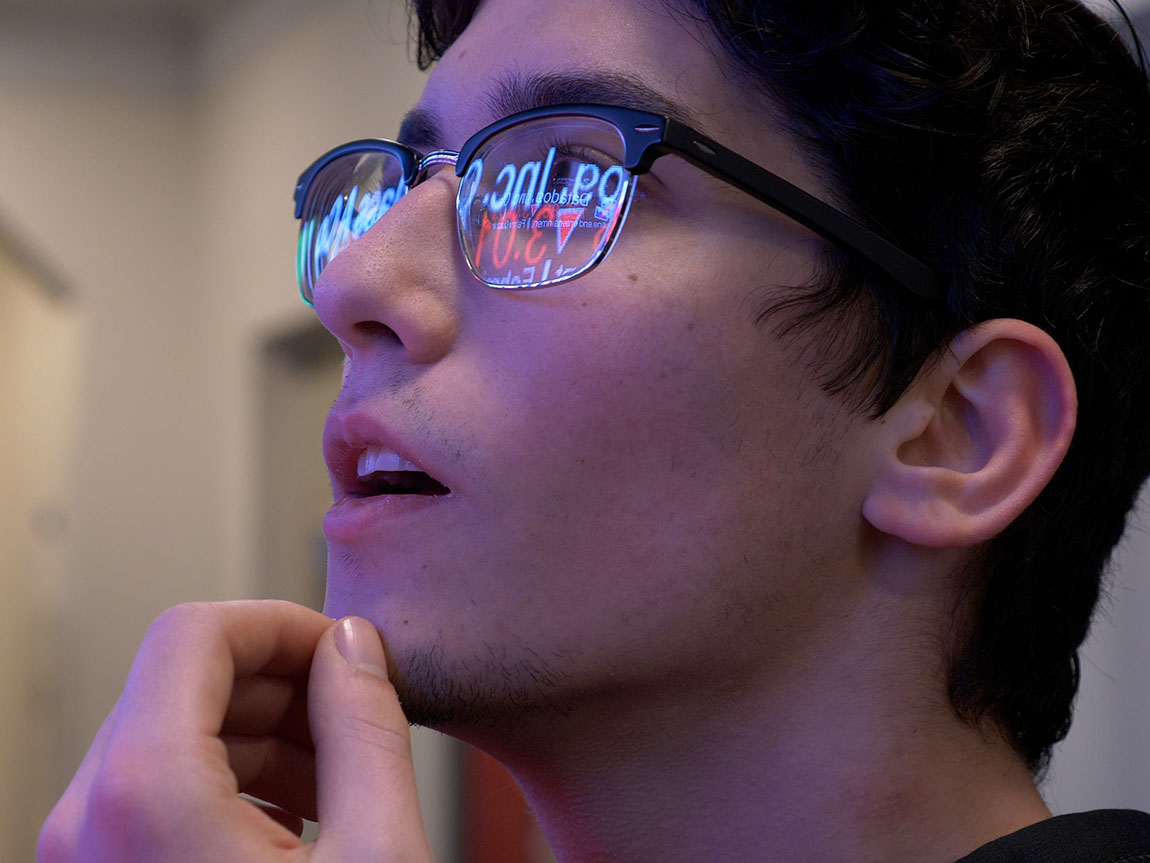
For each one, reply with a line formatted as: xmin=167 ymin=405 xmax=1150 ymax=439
xmin=308 ymin=616 xmax=433 ymax=862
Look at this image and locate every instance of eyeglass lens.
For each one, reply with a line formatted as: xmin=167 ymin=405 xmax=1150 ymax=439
xmin=297 ymin=115 xmax=635 ymax=302
xmin=297 ymin=151 xmax=410 ymax=304
xmin=457 ymin=116 xmax=632 ymax=289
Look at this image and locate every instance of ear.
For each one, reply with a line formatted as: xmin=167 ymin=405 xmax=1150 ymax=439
xmin=862 ymin=319 xmax=1077 ymax=548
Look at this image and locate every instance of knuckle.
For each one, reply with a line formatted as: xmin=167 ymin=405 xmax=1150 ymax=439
xmin=142 ymin=602 xmax=227 ymax=651
xmin=342 ymin=712 xmax=414 ymax=763
xmin=36 ymin=806 xmax=75 ymax=863
xmin=85 ymin=746 xmax=162 ymax=829
xmin=147 ymin=601 xmax=216 ymax=636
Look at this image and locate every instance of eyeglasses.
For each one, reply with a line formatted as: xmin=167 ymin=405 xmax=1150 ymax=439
xmin=293 ymin=103 xmax=943 ymax=305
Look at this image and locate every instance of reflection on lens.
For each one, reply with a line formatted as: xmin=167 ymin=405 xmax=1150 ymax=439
xmin=458 ymin=116 xmax=634 ymax=289
xmin=297 ymin=151 xmax=408 ymax=303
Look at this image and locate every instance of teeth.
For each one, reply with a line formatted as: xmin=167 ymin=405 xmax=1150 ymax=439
xmin=357 ymin=446 xmax=425 ymax=478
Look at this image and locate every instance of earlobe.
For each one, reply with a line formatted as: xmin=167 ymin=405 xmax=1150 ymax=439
xmin=862 ymin=319 xmax=1078 ymax=548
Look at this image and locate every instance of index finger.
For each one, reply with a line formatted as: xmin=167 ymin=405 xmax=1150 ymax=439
xmin=113 ymin=600 xmax=333 ymax=745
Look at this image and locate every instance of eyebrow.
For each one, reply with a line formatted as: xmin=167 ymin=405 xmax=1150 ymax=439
xmin=488 ymin=71 xmax=699 ymax=126
xmin=396 ymin=70 xmax=701 ymax=150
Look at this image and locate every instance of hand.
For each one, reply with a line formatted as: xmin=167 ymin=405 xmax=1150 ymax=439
xmin=38 ymin=600 xmax=434 ymax=863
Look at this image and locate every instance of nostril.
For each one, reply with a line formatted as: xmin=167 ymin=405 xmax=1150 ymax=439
xmin=355 ymin=321 xmax=403 ymax=345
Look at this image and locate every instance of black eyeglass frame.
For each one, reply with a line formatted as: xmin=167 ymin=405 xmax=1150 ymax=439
xmin=294 ymin=103 xmax=944 ymax=302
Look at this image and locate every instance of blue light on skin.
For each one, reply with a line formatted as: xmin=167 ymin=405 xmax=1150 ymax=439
xmin=487 ymin=163 xmax=517 ymax=211
xmin=597 ymin=166 xmax=625 ymax=208
xmin=483 ymin=148 xmax=554 ymax=212
xmin=572 ymin=163 xmax=600 ymax=200
xmin=534 ymin=146 xmax=556 ymax=206
xmin=510 ymin=159 xmax=542 ymax=210
xmin=297 ymin=219 xmax=316 ymax=296
xmin=306 ymin=147 xmax=626 ymax=294
xmin=460 ymin=158 xmax=485 ymax=218
xmin=314 ymin=181 xmax=405 ymax=278
xmin=316 ymin=184 xmax=360 ymax=263
xmin=485 ymin=148 xmax=627 ymax=214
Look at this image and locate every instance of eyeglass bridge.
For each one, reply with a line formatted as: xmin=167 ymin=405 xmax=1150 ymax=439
xmin=413 ymin=149 xmax=461 ymax=184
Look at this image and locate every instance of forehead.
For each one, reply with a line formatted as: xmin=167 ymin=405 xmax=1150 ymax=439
xmin=416 ymin=0 xmax=785 ymax=156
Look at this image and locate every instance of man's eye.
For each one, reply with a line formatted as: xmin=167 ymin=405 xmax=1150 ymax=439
xmin=557 ymin=148 xmax=611 ymax=169
xmin=540 ymin=137 xmax=620 ymax=171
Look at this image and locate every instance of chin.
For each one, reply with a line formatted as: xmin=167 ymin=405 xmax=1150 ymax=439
xmin=381 ymin=635 xmax=579 ymax=734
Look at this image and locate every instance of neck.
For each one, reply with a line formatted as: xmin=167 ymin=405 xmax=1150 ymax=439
xmin=458 ymin=601 xmax=1050 ymax=863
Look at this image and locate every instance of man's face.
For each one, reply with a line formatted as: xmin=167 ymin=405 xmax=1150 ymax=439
xmin=318 ymin=0 xmax=872 ymax=730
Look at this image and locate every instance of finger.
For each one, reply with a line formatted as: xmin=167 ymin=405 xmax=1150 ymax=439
xmin=224 ymin=734 xmax=318 ymax=821
xmin=310 ymin=617 xmax=433 ymax=862
xmin=83 ymin=602 xmax=332 ymax=853
xmin=112 ymin=601 xmax=331 ymax=750
xmin=44 ymin=602 xmax=332 ymax=863
xmin=37 ymin=700 xmax=121 ymax=862
xmin=243 ymin=796 xmax=306 ymax=838
xmin=222 ymin=674 xmax=312 ymax=746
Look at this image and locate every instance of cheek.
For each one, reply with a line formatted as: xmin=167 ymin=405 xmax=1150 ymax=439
xmin=442 ymin=289 xmax=855 ymax=678
xmin=476 ymin=207 xmax=822 ymax=511
xmin=466 ymin=286 xmax=803 ymax=570
xmin=416 ymin=192 xmax=854 ymax=612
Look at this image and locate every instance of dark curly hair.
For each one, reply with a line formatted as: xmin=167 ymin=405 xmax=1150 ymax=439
xmin=408 ymin=0 xmax=1150 ymax=776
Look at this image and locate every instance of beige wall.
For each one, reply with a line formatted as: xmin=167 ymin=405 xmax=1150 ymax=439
xmin=191 ymin=3 xmax=461 ymax=856
xmin=0 ymin=22 xmax=212 ymax=856
xmin=0 ymin=0 xmax=450 ymax=858
xmin=194 ymin=0 xmax=427 ymax=603
xmin=0 ymin=246 xmax=81 ymax=856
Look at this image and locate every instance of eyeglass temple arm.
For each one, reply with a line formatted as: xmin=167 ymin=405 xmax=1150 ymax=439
xmin=651 ymin=119 xmax=944 ymax=302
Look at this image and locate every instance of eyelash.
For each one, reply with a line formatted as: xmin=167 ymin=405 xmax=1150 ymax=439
xmin=538 ymin=135 xmax=616 ymax=168
xmin=533 ymin=136 xmax=648 ymax=204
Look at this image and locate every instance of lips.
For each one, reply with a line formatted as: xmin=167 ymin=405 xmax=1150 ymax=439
xmin=355 ymin=445 xmax=451 ymax=496
xmin=323 ymin=412 xmax=454 ymax=501
xmin=321 ymin=411 xmax=457 ymax=541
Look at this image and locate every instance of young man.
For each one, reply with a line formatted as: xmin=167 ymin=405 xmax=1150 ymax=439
xmin=39 ymin=0 xmax=1150 ymax=861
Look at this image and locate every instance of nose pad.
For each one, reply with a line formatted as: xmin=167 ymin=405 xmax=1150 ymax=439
xmin=311 ymin=171 xmax=464 ymax=365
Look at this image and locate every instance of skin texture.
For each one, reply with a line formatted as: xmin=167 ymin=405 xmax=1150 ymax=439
xmin=38 ymin=603 xmax=435 ymax=862
xmin=316 ymin=0 xmax=1073 ymax=859
xmin=40 ymin=0 xmax=1078 ymax=861
xmin=320 ymin=0 xmax=866 ymax=732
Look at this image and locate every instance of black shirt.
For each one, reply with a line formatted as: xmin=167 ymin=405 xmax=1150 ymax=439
xmin=955 ymin=810 xmax=1150 ymax=862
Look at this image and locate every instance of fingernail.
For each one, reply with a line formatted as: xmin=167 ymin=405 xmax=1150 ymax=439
xmin=335 ymin=617 xmax=389 ymax=679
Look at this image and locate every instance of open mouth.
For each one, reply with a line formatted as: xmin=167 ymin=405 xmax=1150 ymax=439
xmin=354 ymin=446 xmax=451 ymax=497
xmin=357 ymin=470 xmax=451 ymax=496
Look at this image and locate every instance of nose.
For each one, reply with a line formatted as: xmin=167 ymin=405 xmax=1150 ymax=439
xmin=312 ymin=173 xmax=463 ymax=365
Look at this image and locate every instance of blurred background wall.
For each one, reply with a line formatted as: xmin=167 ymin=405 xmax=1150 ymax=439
xmin=0 ymin=0 xmax=1147 ymax=860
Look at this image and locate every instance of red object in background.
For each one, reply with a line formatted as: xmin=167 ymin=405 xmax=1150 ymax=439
xmin=464 ymin=746 xmax=532 ymax=863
